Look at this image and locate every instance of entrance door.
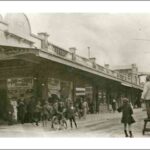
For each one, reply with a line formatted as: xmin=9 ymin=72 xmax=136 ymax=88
xmin=0 ymin=80 xmax=8 ymax=120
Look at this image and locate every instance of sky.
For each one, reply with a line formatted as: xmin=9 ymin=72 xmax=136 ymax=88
xmin=26 ymin=13 xmax=150 ymax=72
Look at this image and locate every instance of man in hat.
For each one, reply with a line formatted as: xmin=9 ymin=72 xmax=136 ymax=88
xmin=141 ymin=75 xmax=150 ymax=119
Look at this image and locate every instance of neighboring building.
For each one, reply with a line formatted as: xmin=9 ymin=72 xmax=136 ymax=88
xmin=112 ymin=64 xmax=140 ymax=85
xmin=0 ymin=13 xmax=143 ymax=121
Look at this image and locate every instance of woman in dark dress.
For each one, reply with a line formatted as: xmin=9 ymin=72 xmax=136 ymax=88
xmin=17 ymin=99 xmax=26 ymax=124
xmin=117 ymin=98 xmax=135 ymax=137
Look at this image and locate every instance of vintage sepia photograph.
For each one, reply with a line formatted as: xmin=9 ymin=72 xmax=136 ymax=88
xmin=0 ymin=12 xmax=149 ymax=139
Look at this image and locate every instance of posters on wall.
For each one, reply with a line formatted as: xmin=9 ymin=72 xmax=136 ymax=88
xmin=7 ymin=77 xmax=33 ymax=101
xmin=48 ymin=78 xmax=72 ymax=100
xmin=48 ymin=78 xmax=60 ymax=98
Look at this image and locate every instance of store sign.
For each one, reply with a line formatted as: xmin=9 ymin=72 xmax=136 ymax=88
xmin=76 ymin=87 xmax=86 ymax=96
xmin=7 ymin=77 xmax=33 ymax=89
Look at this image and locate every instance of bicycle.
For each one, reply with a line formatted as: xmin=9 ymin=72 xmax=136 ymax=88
xmin=51 ymin=113 xmax=67 ymax=130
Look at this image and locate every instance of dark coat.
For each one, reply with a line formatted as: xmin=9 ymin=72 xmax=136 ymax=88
xmin=117 ymin=103 xmax=135 ymax=124
xmin=67 ymin=106 xmax=76 ymax=119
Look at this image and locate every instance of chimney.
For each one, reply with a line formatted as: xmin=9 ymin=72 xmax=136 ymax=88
xmin=69 ymin=47 xmax=77 ymax=61
xmin=131 ymin=63 xmax=138 ymax=74
xmin=38 ymin=32 xmax=49 ymax=50
xmin=38 ymin=32 xmax=49 ymax=40
xmin=104 ymin=64 xmax=109 ymax=69
xmin=89 ymin=57 xmax=96 ymax=63
xmin=69 ymin=47 xmax=76 ymax=54
xmin=89 ymin=57 xmax=96 ymax=68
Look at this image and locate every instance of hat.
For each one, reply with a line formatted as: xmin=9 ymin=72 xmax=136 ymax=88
xmin=122 ymin=98 xmax=129 ymax=103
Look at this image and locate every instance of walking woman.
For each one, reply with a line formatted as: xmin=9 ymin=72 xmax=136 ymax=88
xmin=82 ymin=99 xmax=89 ymax=119
xmin=117 ymin=98 xmax=135 ymax=137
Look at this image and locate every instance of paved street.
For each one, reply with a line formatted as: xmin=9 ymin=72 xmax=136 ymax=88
xmin=0 ymin=108 xmax=149 ymax=137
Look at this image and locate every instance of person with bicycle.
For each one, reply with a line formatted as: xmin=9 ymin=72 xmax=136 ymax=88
xmin=57 ymin=101 xmax=65 ymax=125
xmin=51 ymin=101 xmax=58 ymax=128
xmin=51 ymin=101 xmax=67 ymax=129
xmin=41 ymin=101 xmax=50 ymax=126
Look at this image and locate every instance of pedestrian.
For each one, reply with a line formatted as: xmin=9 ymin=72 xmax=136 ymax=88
xmin=41 ymin=101 xmax=50 ymax=126
xmin=67 ymin=101 xmax=77 ymax=129
xmin=11 ymin=98 xmax=18 ymax=122
xmin=141 ymin=75 xmax=150 ymax=119
xmin=78 ymin=98 xmax=83 ymax=119
xmin=17 ymin=99 xmax=26 ymax=124
xmin=26 ymin=97 xmax=35 ymax=123
xmin=112 ymin=97 xmax=117 ymax=113
xmin=57 ymin=101 xmax=65 ymax=125
xmin=7 ymin=102 xmax=14 ymax=125
xmin=46 ymin=102 xmax=53 ymax=121
xmin=33 ymin=101 xmax=42 ymax=126
xmin=117 ymin=97 xmax=135 ymax=138
xmin=82 ymin=99 xmax=89 ymax=119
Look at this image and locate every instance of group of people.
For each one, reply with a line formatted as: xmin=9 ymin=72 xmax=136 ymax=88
xmin=6 ymin=73 xmax=150 ymax=137
xmin=7 ymin=97 xmax=83 ymax=129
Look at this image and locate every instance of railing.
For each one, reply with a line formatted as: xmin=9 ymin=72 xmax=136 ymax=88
xmin=47 ymin=43 xmax=142 ymax=87
xmin=76 ymin=55 xmax=93 ymax=68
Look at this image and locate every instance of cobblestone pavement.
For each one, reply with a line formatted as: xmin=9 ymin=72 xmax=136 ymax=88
xmin=0 ymin=108 xmax=149 ymax=137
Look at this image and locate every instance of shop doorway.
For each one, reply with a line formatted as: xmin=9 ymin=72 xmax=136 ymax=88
xmin=0 ymin=79 xmax=8 ymax=120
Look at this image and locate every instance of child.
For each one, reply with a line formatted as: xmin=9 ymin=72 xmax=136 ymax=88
xmin=67 ymin=101 xmax=77 ymax=129
xmin=117 ymin=98 xmax=135 ymax=137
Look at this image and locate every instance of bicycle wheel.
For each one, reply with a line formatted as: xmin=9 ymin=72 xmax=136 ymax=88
xmin=51 ymin=116 xmax=59 ymax=130
xmin=61 ymin=119 xmax=67 ymax=129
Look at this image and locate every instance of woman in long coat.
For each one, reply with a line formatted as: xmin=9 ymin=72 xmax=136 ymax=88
xmin=117 ymin=98 xmax=135 ymax=137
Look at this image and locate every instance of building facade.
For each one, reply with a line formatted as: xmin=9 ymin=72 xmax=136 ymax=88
xmin=0 ymin=13 xmax=143 ymax=121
